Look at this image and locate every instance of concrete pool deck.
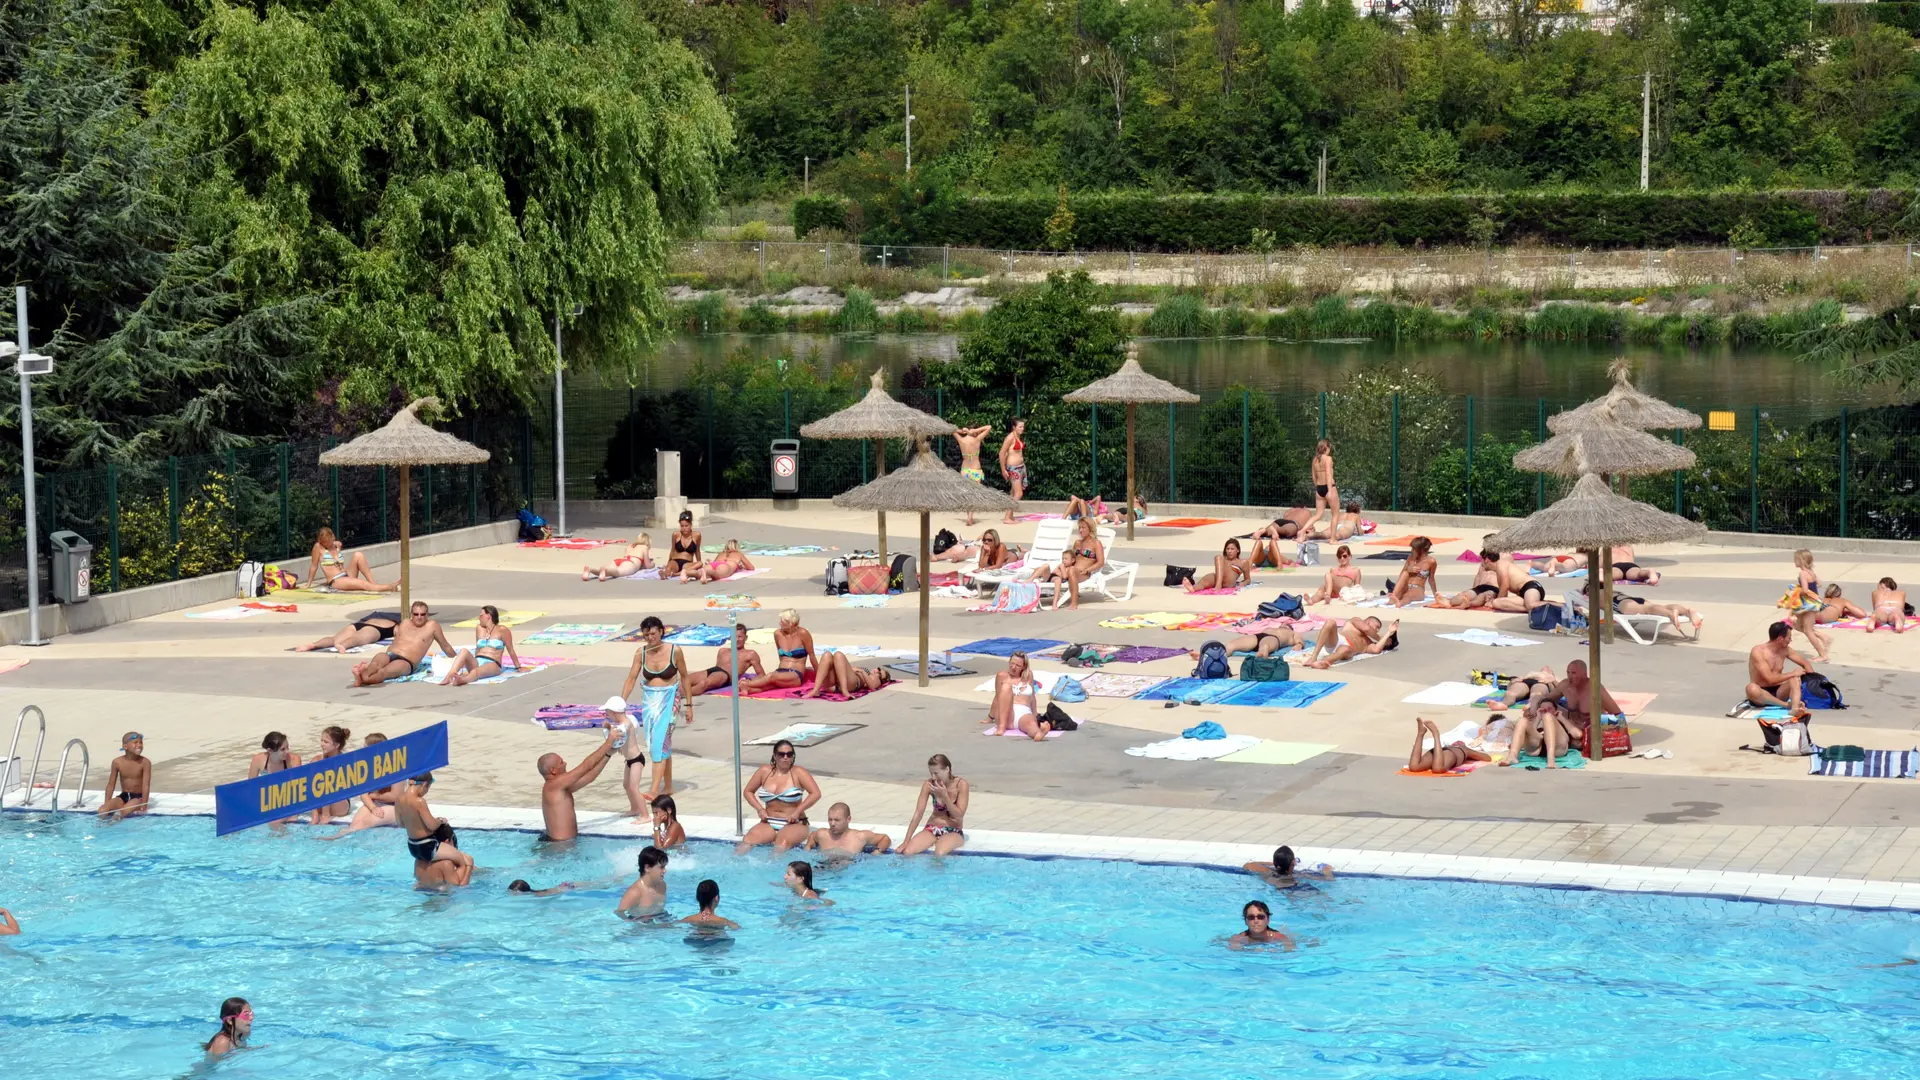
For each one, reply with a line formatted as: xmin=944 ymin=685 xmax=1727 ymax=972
xmin=5 ymin=505 xmax=1920 ymax=899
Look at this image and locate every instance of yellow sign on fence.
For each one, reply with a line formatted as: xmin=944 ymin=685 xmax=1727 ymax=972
xmin=1708 ymin=410 xmax=1736 ymax=432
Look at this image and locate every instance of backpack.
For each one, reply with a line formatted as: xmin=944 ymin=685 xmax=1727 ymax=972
xmin=932 ymin=528 xmax=959 ymax=555
xmin=1802 ymin=672 xmax=1846 ymax=710
xmin=1059 ymin=644 xmax=1103 ymax=669
xmin=1051 ymin=676 xmax=1087 ymax=703
xmin=1528 ymin=604 xmax=1562 ymax=632
xmin=516 ymin=507 xmax=549 ymax=543
xmin=888 ymin=552 xmax=918 ymax=592
xmin=1751 ymin=718 xmax=1814 ymax=756
xmin=1297 ymin=541 xmax=1320 ymax=567
xmin=234 ymin=561 xmax=264 ymax=598
xmin=823 ymin=556 xmax=850 ymax=596
xmin=1257 ymin=593 xmax=1305 ymax=621
xmin=1240 ymin=655 xmax=1290 ymax=682
xmin=1164 ymin=565 xmax=1196 ymax=587
xmin=1042 ymin=702 xmax=1080 ymax=731
xmin=1193 ymin=641 xmax=1231 ymax=680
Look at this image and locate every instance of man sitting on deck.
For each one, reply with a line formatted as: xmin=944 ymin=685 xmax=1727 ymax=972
xmin=1550 ymin=659 xmax=1620 ymax=735
xmin=1747 ymin=621 xmax=1816 ymax=719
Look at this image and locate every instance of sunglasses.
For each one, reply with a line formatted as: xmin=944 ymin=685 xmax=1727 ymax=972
xmin=1244 ymin=912 xmax=1269 ymax=921
xmin=773 ymin=750 xmax=795 ymax=759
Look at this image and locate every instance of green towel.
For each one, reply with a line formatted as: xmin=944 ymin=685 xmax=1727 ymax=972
xmin=1820 ymin=744 xmax=1866 ymax=762
xmin=1513 ymin=749 xmax=1586 ymax=769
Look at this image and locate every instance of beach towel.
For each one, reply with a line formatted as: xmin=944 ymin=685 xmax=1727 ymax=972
xmin=1610 ymin=692 xmax=1658 ymax=717
xmin=1216 ymin=740 xmax=1337 ymax=765
xmin=1033 ymin=643 xmax=1121 ymax=663
xmin=1184 ymin=586 xmax=1248 ymax=596
xmin=1358 ymin=551 xmax=1410 ymax=561
xmin=1355 ymin=593 xmax=1428 ymax=608
xmin=952 ymin=637 xmax=1068 ymax=657
xmin=1014 ymin=513 xmax=1064 ymax=521
xmin=1398 ymin=766 xmax=1471 ymax=777
xmin=241 ymin=601 xmax=299 ymax=613
xmin=1808 ymin=748 xmax=1918 ymax=778
xmin=1457 ymin=550 xmax=1547 ymax=563
xmin=1171 ymin=611 xmax=1257 ymax=631
xmin=1434 ymin=628 xmax=1541 ymax=648
xmin=1366 ymin=534 xmax=1457 ymax=547
xmin=1223 ymin=681 xmax=1344 ymax=708
xmin=521 ymin=623 xmax=626 ymax=645
xmin=706 ymin=594 xmax=760 ymax=609
xmin=453 ymin=611 xmax=545 ymax=628
xmin=1529 ymin=566 xmax=1587 ymax=578
xmin=886 ymin=659 xmax=974 ymax=678
xmin=1076 ymin=672 xmax=1173 ymax=697
xmin=272 ymin=588 xmax=365 ymax=605
xmin=928 ymin=572 xmax=962 ymax=587
xmin=1104 ymin=645 xmax=1190 ymax=665
xmin=747 ymin=722 xmax=864 ymax=747
xmin=1512 ymin=748 xmax=1586 ymax=769
xmin=185 ymin=606 xmax=263 ymax=619
xmin=288 ymin=643 xmax=382 ymax=655
xmin=1098 ymin=611 xmax=1196 ymax=630
xmin=519 ymin=536 xmax=621 ymax=549
xmin=1402 ymin=681 xmax=1500 ymax=707
xmin=688 ymin=567 xmax=769 ymax=583
xmin=1141 ymin=517 xmax=1229 ymax=528
xmin=708 ymin=677 xmax=897 ymax=703
xmin=1281 ymin=646 xmax=1382 ymax=668
xmin=531 ymin=703 xmax=640 ymax=731
xmin=983 ymin=724 xmax=1066 ymax=738
xmin=396 ymin=654 xmax=574 ymax=684
xmin=969 ymin=582 xmax=1042 ymax=614
xmin=0 ymin=658 xmax=29 ymax=676
xmin=842 ymin=595 xmax=889 ymax=608
xmin=1132 ymin=678 xmax=1248 ymax=705
xmin=1182 ymin=721 xmax=1228 ymax=740
xmin=737 ymin=543 xmax=825 ymax=556
xmin=659 ymin=624 xmax=731 ymax=646
xmin=1124 ymin=733 xmax=1261 ymax=760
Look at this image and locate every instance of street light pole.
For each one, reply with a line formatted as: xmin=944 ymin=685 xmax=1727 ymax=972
xmin=803 ymin=156 xmax=810 ymax=196
xmin=1640 ymin=71 xmax=1651 ymax=192
xmin=553 ymin=312 xmax=566 ymax=537
xmin=15 ymin=287 xmax=47 ymax=645
xmin=904 ymin=85 xmax=914 ymax=173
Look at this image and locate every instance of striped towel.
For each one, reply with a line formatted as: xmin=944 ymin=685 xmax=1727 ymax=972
xmin=968 ymin=582 xmax=1042 ymax=614
xmin=1808 ymin=748 xmax=1919 ymax=779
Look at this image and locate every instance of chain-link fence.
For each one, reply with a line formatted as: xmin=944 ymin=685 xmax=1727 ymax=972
xmin=535 ymin=380 xmax=1920 ymax=546
xmin=0 ymin=421 xmax=536 ymax=612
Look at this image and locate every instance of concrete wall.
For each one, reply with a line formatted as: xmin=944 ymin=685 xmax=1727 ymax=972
xmin=0 ymin=520 xmax=520 ymax=646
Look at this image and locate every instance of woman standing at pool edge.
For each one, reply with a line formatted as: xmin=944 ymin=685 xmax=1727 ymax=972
xmin=955 ymin=424 xmax=992 ymax=526
xmin=901 ymin=753 xmax=968 ymax=856
xmin=1303 ymin=441 xmax=1336 ymax=537
xmin=205 ymin=997 xmax=253 ymax=1057
xmin=619 ymin=616 xmax=692 ymax=799
xmin=1000 ymin=418 xmax=1028 ymax=524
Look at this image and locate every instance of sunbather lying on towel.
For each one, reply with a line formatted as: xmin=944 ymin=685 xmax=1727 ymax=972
xmin=584 ymin=533 xmax=653 ymax=581
xmin=1303 ymin=616 xmax=1398 ymax=669
xmin=1408 ymin=716 xmax=1492 ymax=773
xmin=1191 ymin=628 xmax=1298 ymax=661
xmin=295 ymin=612 xmax=400 ymax=653
xmin=351 ymin=601 xmax=458 ymax=687
xmin=803 ymin=652 xmax=895 ymax=699
xmin=1574 ymin=584 xmax=1704 ymax=641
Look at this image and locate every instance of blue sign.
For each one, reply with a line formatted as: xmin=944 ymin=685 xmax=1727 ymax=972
xmin=213 ymin=722 xmax=449 ymax=835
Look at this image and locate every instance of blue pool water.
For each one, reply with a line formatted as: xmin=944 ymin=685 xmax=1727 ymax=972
xmin=4 ymin=812 xmax=1920 ymax=1079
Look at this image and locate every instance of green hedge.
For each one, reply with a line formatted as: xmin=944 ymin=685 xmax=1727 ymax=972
xmin=801 ymin=190 xmax=1918 ymax=251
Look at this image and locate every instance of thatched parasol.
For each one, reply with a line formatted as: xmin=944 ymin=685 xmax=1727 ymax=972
xmin=318 ymin=397 xmax=489 ymax=611
xmin=801 ymin=370 xmax=956 ymax=558
xmin=1483 ymin=474 xmax=1705 ymax=761
xmin=1512 ymin=422 xmax=1697 ymax=477
xmin=833 ymin=440 xmax=1017 ymax=686
xmin=1062 ymin=345 xmax=1199 ymax=539
xmin=1547 ymin=359 xmax=1703 ymax=434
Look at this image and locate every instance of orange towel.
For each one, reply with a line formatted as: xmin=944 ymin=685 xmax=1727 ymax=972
xmin=1143 ymin=517 xmax=1229 ymax=528
xmin=1366 ymin=534 xmax=1459 ymax=547
xmin=1398 ymin=766 xmax=1469 ymax=778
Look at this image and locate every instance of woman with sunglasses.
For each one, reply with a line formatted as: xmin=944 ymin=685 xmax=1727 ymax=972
xmin=931 ymin=527 xmax=1014 ymax=570
xmin=1305 ymin=545 xmax=1363 ymax=605
xmin=740 ymin=609 xmax=815 ymax=694
xmin=1229 ymin=900 xmax=1296 ymax=949
xmin=736 ymin=740 xmax=821 ymax=853
xmin=802 ymin=650 xmax=895 ymax=699
xmin=900 ymin=753 xmax=968 ymax=856
xmin=205 ymin=997 xmax=253 ymax=1057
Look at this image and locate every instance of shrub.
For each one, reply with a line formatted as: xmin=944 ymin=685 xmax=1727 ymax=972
xmin=1178 ymin=387 xmax=1298 ymax=506
xmin=1418 ymin=437 xmax=1537 ymax=516
xmin=736 ymin=302 xmax=785 ymax=334
xmin=840 ymin=287 xmax=879 ymax=332
xmin=792 ymin=195 xmax=851 ymax=238
xmin=1143 ymin=294 xmax=1213 ymax=337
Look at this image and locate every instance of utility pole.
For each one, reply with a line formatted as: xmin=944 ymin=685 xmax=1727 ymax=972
xmin=1640 ymin=71 xmax=1651 ymax=192
xmin=553 ymin=312 xmax=566 ymax=537
xmin=904 ymin=85 xmax=916 ymax=173
xmin=1318 ymin=143 xmax=1328 ymax=196
xmin=12 ymin=288 xmax=49 ymax=645
xmin=803 ymin=156 xmax=810 ymax=196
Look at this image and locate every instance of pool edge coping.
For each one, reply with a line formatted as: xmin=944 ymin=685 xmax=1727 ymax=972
xmin=10 ymin=791 xmax=1919 ymax=913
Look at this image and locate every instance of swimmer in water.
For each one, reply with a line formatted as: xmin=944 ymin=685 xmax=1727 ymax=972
xmin=617 ymin=845 xmax=670 ymax=920
xmin=396 ymin=774 xmax=473 ymax=890
xmin=804 ymin=802 xmax=894 ymax=855
xmin=508 ymin=880 xmax=576 ymax=896
xmin=681 ymin=879 xmax=740 ymax=930
xmin=1242 ymin=845 xmax=1336 ymax=889
xmin=1229 ymin=899 xmax=1296 ymax=950
xmin=205 ymin=997 xmax=253 ymax=1058
xmin=784 ymin=861 xmax=832 ymax=904
xmin=0 ymin=908 xmax=18 ymax=935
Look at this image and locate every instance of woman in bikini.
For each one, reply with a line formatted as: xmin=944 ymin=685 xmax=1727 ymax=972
xmin=1872 ymin=577 xmax=1907 ymax=633
xmin=985 ymin=651 xmax=1049 ymax=738
xmin=1306 ymin=500 xmax=1363 ymax=542
xmin=664 ymin=511 xmax=702 ymax=577
xmin=1185 ymin=538 xmax=1253 ymax=593
xmin=1788 ymin=548 xmax=1832 ymax=661
xmin=740 ymin=609 xmax=816 ymax=693
xmin=1305 ymin=545 xmax=1362 ymax=605
xmin=1304 ymin=616 xmax=1398 ymax=669
xmin=803 ymin=651 xmax=895 ymax=699
xmin=955 ymin=424 xmax=992 ymax=526
xmin=1051 ymin=517 xmax=1106 ymax=611
xmin=931 ymin=527 xmax=1015 ymax=569
xmin=1608 ymin=545 xmax=1661 ymax=585
xmin=309 ymin=725 xmax=353 ymax=825
xmin=1302 ymin=440 xmax=1337 ymax=536
xmin=687 ymin=538 xmax=754 ymax=584
xmin=1815 ymin=584 xmax=1868 ymax=626
xmin=619 ymin=615 xmax=693 ymax=799
xmin=1431 ymin=553 xmax=1503 ymax=610
xmin=736 ymin=739 xmax=821 ymax=853
xmin=999 ymin=419 xmax=1028 ymax=524
xmin=1389 ymin=536 xmax=1437 ymax=607
xmin=248 ymin=731 xmax=302 ymax=778
xmin=902 ymin=753 xmax=969 ymax=856
xmin=441 ymin=604 xmax=524 ymax=685
xmin=1407 ymin=716 xmax=1492 ymax=774
xmin=1249 ymin=508 xmax=1313 ymax=567
xmin=685 ymin=623 xmax=762 ymax=697
xmin=302 ymin=527 xmax=399 ymax=592
xmin=1497 ymin=665 xmax=1558 ymax=711
xmin=583 ymin=533 xmax=653 ymax=581
xmin=1190 ymin=627 xmax=1298 ymax=664
xmin=294 ymin=612 xmax=400 ymax=653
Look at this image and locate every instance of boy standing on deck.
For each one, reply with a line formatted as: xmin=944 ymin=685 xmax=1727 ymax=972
xmin=98 ymin=732 xmax=151 ymax=819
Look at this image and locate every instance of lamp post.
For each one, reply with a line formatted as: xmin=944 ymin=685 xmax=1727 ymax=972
xmin=553 ymin=303 xmax=583 ymax=536
xmin=905 ymin=85 xmax=916 ymax=173
xmin=8 ymin=286 xmax=54 ymax=645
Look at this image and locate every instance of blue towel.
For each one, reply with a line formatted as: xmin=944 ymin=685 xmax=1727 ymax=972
xmin=1134 ymin=678 xmax=1246 ymax=705
xmin=950 ymin=637 xmax=1069 ymax=657
xmin=1182 ymin=721 xmax=1227 ymax=740
xmin=1514 ymin=749 xmax=1586 ymax=769
xmin=1221 ymin=680 xmax=1345 ymax=709
xmin=1809 ymin=749 xmax=1918 ymax=779
xmin=663 ymin=624 xmax=731 ymax=646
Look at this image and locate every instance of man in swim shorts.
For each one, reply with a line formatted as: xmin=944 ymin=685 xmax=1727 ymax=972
xmin=395 ymin=773 xmax=473 ymax=889
xmin=537 ymin=722 xmax=621 ymax=842
xmin=99 ymin=731 xmax=151 ymax=819
xmin=954 ymin=424 xmax=992 ymax=526
xmin=1746 ymin=620 xmax=1816 ymax=717
xmin=804 ymin=802 xmax=894 ymax=855
xmin=616 ymin=845 xmax=670 ymax=920
xmin=351 ymin=601 xmax=457 ymax=687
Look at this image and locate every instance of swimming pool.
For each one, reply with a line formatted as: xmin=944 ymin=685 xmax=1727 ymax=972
xmin=4 ymin=812 xmax=1917 ymax=1079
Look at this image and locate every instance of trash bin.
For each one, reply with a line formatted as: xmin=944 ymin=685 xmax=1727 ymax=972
xmin=49 ymin=531 xmax=92 ymax=604
xmin=770 ymin=439 xmax=800 ymax=495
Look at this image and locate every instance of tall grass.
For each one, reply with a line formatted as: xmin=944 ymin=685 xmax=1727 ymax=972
xmin=1143 ymin=294 xmax=1213 ymax=336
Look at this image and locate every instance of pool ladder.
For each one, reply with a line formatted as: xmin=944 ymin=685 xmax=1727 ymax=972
xmin=4 ymin=705 xmax=91 ymax=811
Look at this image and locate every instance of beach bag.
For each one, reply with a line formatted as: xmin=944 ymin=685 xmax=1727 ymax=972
xmin=932 ymin=528 xmax=959 ymax=555
xmin=1051 ymin=677 xmax=1087 ymax=703
xmin=1802 ymin=672 xmax=1846 ymax=710
xmin=1240 ymin=655 xmax=1290 ymax=682
xmin=262 ymin=565 xmax=298 ymax=593
xmin=234 ymin=561 xmax=264 ymax=598
xmin=888 ymin=553 xmax=918 ymax=592
xmin=1297 ymin=541 xmax=1320 ymax=567
xmin=1164 ymin=565 xmax=1196 ymax=587
xmin=1042 ymin=702 xmax=1080 ymax=731
xmin=823 ymin=556 xmax=850 ymax=595
xmin=1756 ymin=718 xmax=1814 ymax=756
xmin=1193 ymin=641 xmax=1231 ymax=680
xmin=1059 ymin=644 xmax=1105 ymax=669
xmin=848 ymin=562 xmax=890 ymax=595
xmin=1600 ymin=715 xmax=1633 ymax=757
xmin=1777 ymin=586 xmax=1822 ymax=615
xmin=1257 ymin=593 xmax=1305 ymax=621
xmin=517 ymin=507 xmax=549 ymax=543
xmin=1527 ymin=604 xmax=1562 ymax=632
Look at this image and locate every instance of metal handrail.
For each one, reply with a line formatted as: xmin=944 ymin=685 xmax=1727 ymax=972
xmin=51 ymin=739 xmax=88 ymax=812
xmin=5 ymin=705 xmax=46 ymax=806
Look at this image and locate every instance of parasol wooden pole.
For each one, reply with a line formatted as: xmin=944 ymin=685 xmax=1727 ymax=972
xmin=399 ymin=463 xmax=412 ymax=613
xmin=1587 ymin=544 xmax=1603 ymax=762
xmin=1601 ymin=542 xmax=1616 ymax=644
xmin=918 ymin=511 xmax=931 ymax=687
xmin=1126 ymin=403 xmax=1137 ymax=541
xmin=876 ymin=438 xmax=888 ymax=560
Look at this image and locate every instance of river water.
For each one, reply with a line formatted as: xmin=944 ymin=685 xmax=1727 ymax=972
xmin=637 ymin=334 xmax=1893 ymax=410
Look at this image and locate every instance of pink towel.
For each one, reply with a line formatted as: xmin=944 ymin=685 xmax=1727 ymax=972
xmin=706 ymin=677 xmax=895 ymax=702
